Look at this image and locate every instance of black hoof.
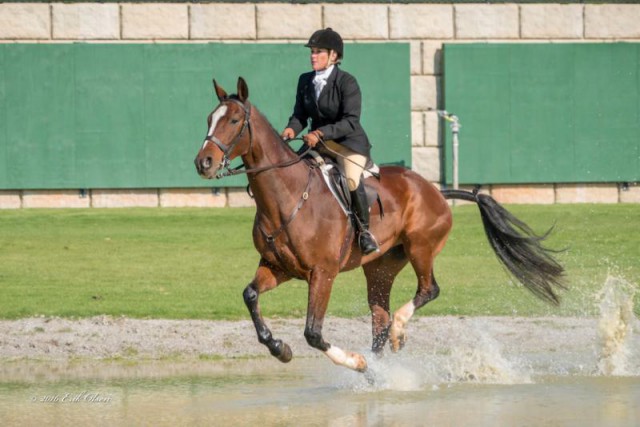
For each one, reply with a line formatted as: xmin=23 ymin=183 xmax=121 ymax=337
xmin=269 ymin=339 xmax=293 ymax=363
xmin=363 ymin=368 xmax=377 ymax=385
xmin=277 ymin=343 xmax=293 ymax=363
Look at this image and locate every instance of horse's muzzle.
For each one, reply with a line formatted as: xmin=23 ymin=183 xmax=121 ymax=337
xmin=194 ymin=155 xmax=217 ymax=179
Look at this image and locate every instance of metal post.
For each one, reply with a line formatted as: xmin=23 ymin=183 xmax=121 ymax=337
xmin=435 ymin=110 xmax=461 ymax=206
xmin=437 ymin=110 xmax=461 ymax=191
xmin=451 ymin=116 xmax=460 ymax=191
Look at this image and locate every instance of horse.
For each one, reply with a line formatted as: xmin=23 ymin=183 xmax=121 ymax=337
xmin=194 ymin=77 xmax=565 ymax=373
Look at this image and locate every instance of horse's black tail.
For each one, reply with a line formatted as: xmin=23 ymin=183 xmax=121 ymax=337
xmin=441 ymin=189 xmax=566 ymax=305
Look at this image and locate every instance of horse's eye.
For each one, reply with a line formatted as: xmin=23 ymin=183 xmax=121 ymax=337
xmin=231 ymin=119 xmax=240 ymax=125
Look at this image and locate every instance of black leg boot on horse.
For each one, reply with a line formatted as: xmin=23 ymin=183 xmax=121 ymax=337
xmin=350 ymin=181 xmax=379 ymax=255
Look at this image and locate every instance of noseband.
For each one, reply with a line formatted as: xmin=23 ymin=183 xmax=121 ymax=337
xmin=203 ymin=98 xmax=252 ymax=179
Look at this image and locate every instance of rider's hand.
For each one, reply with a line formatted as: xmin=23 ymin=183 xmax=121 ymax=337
xmin=280 ymin=128 xmax=295 ymax=141
xmin=303 ymin=130 xmax=324 ymax=148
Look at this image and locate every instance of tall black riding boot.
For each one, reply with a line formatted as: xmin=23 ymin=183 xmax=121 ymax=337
xmin=350 ymin=182 xmax=379 ymax=255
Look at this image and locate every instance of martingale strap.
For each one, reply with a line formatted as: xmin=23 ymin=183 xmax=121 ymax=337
xmin=258 ymin=166 xmax=315 ymax=244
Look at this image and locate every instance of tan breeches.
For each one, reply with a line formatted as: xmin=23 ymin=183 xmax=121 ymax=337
xmin=320 ymin=140 xmax=367 ymax=191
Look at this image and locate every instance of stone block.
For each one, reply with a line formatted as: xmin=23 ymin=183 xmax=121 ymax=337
xmin=324 ymin=4 xmax=388 ymax=39
xmin=425 ymin=111 xmax=441 ymax=148
xmin=585 ymin=5 xmax=640 ymax=39
xmin=92 ymin=189 xmax=159 ymax=208
xmin=389 ymin=5 xmax=454 ymax=39
xmin=52 ymin=3 xmax=119 ymax=40
xmin=491 ymin=184 xmax=555 ymax=205
xmin=410 ymin=41 xmax=421 ymax=75
xmin=257 ymin=4 xmax=321 ymax=39
xmin=521 ymin=5 xmax=583 ymax=39
xmin=411 ymin=76 xmax=440 ymax=111
xmin=227 ymin=187 xmax=255 ymax=208
xmin=0 ymin=4 xmax=50 ymax=39
xmin=0 ymin=191 xmax=21 ymax=209
xmin=23 ymin=190 xmax=90 ymax=208
xmin=412 ymin=146 xmax=441 ymax=183
xmin=455 ymin=4 xmax=519 ymax=39
xmin=159 ymin=188 xmax=227 ymax=208
xmin=411 ymin=112 xmax=424 ymax=147
xmin=422 ymin=41 xmax=443 ymax=76
xmin=190 ymin=4 xmax=256 ymax=40
xmin=122 ymin=4 xmax=188 ymax=40
xmin=620 ymin=183 xmax=640 ymax=204
xmin=555 ymin=184 xmax=619 ymax=204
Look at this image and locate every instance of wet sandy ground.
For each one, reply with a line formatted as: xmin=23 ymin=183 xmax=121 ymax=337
xmin=0 ymin=315 xmax=616 ymax=363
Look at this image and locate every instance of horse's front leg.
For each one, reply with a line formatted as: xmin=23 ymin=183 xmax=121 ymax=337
xmin=243 ymin=259 xmax=292 ymax=363
xmin=305 ymin=267 xmax=368 ymax=372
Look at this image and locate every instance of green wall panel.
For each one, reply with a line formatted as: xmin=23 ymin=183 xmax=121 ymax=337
xmin=0 ymin=43 xmax=410 ymax=189
xmin=443 ymin=43 xmax=640 ymax=185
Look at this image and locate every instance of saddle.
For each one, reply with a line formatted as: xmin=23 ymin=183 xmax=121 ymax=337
xmin=306 ymin=150 xmax=383 ymax=218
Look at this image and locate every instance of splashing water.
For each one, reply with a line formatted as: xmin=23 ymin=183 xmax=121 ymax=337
xmin=443 ymin=321 xmax=532 ymax=384
xmin=340 ymin=319 xmax=532 ymax=392
xmin=596 ymin=275 xmax=639 ymax=376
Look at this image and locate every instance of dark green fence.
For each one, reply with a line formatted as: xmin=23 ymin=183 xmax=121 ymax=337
xmin=443 ymin=43 xmax=640 ymax=185
xmin=0 ymin=43 xmax=410 ymax=189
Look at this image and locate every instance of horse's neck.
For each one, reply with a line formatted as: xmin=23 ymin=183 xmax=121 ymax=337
xmin=243 ymin=107 xmax=310 ymax=217
xmin=243 ymin=107 xmax=298 ymax=171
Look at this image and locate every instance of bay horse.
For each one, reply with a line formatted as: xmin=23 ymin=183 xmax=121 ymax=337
xmin=194 ymin=77 xmax=565 ymax=373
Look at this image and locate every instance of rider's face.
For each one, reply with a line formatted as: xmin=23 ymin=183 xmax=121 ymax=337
xmin=310 ymin=48 xmax=337 ymax=71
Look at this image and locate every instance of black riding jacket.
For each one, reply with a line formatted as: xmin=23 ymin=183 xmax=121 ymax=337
xmin=286 ymin=66 xmax=371 ymax=158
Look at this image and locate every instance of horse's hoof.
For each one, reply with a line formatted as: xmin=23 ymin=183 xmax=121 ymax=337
xmin=363 ymin=368 xmax=377 ymax=385
xmin=277 ymin=342 xmax=293 ymax=363
xmin=371 ymin=347 xmax=385 ymax=359
xmin=270 ymin=339 xmax=293 ymax=363
xmin=352 ymin=353 xmax=368 ymax=372
xmin=389 ymin=322 xmax=407 ymax=353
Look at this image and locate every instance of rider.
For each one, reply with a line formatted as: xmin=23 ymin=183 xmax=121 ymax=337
xmin=281 ymin=28 xmax=379 ymax=255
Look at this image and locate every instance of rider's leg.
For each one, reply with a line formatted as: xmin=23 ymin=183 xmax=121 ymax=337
xmin=323 ymin=140 xmax=379 ymax=255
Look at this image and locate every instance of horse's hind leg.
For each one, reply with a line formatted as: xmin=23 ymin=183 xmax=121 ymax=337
xmin=243 ymin=259 xmax=292 ymax=363
xmin=390 ymin=268 xmax=439 ymax=352
xmin=363 ymin=245 xmax=409 ymax=355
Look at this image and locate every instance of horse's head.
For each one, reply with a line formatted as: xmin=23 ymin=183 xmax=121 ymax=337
xmin=194 ymin=77 xmax=251 ymax=179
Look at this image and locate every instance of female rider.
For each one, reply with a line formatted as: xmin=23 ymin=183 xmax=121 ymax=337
xmin=281 ymin=28 xmax=379 ymax=255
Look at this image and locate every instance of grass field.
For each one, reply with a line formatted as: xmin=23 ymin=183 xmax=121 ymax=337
xmin=0 ymin=204 xmax=638 ymax=320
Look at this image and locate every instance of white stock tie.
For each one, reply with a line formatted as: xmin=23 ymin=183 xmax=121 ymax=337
xmin=313 ymin=66 xmax=334 ymax=100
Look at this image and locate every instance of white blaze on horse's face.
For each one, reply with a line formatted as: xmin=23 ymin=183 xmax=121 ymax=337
xmin=202 ymin=105 xmax=228 ymax=149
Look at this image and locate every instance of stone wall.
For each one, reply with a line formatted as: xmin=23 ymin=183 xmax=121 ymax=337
xmin=1 ymin=2 xmax=639 ymax=207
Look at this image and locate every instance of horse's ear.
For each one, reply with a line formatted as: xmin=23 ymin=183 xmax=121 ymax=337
xmin=237 ymin=77 xmax=249 ymax=103
xmin=213 ymin=79 xmax=227 ymax=102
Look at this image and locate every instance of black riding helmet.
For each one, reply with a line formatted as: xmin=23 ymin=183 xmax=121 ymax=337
xmin=305 ymin=28 xmax=344 ymax=59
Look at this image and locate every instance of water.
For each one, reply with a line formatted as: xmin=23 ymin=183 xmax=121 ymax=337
xmin=1 ymin=276 xmax=639 ymax=426
xmin=596 ymin=276 xmax=638 ymax=376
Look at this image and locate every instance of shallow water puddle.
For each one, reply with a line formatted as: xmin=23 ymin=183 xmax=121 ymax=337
xmin=1 ymin=357 xmax=639 ymax=426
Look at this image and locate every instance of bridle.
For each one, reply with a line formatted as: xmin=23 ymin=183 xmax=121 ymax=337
xmin=202 ymin=98 xmax=252 ymax=179
xmin=202 ymin=98 xmax=311 ymax=179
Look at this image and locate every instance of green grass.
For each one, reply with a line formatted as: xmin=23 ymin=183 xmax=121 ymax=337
xmin=0 ymin=205 xmax=638 ymax=319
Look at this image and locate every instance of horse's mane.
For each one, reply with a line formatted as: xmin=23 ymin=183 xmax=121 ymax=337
xmin=227 ymin=96 xmax=297 ymax=157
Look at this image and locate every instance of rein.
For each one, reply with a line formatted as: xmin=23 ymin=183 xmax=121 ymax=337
xmin=204 ymin=98 xmax=311 ymax=179
xmin=222 ymin=138 xmax=312 ymax=178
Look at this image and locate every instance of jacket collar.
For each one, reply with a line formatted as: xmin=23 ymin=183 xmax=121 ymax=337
xmin=316 ymin=65 xmax=339 ymax=101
